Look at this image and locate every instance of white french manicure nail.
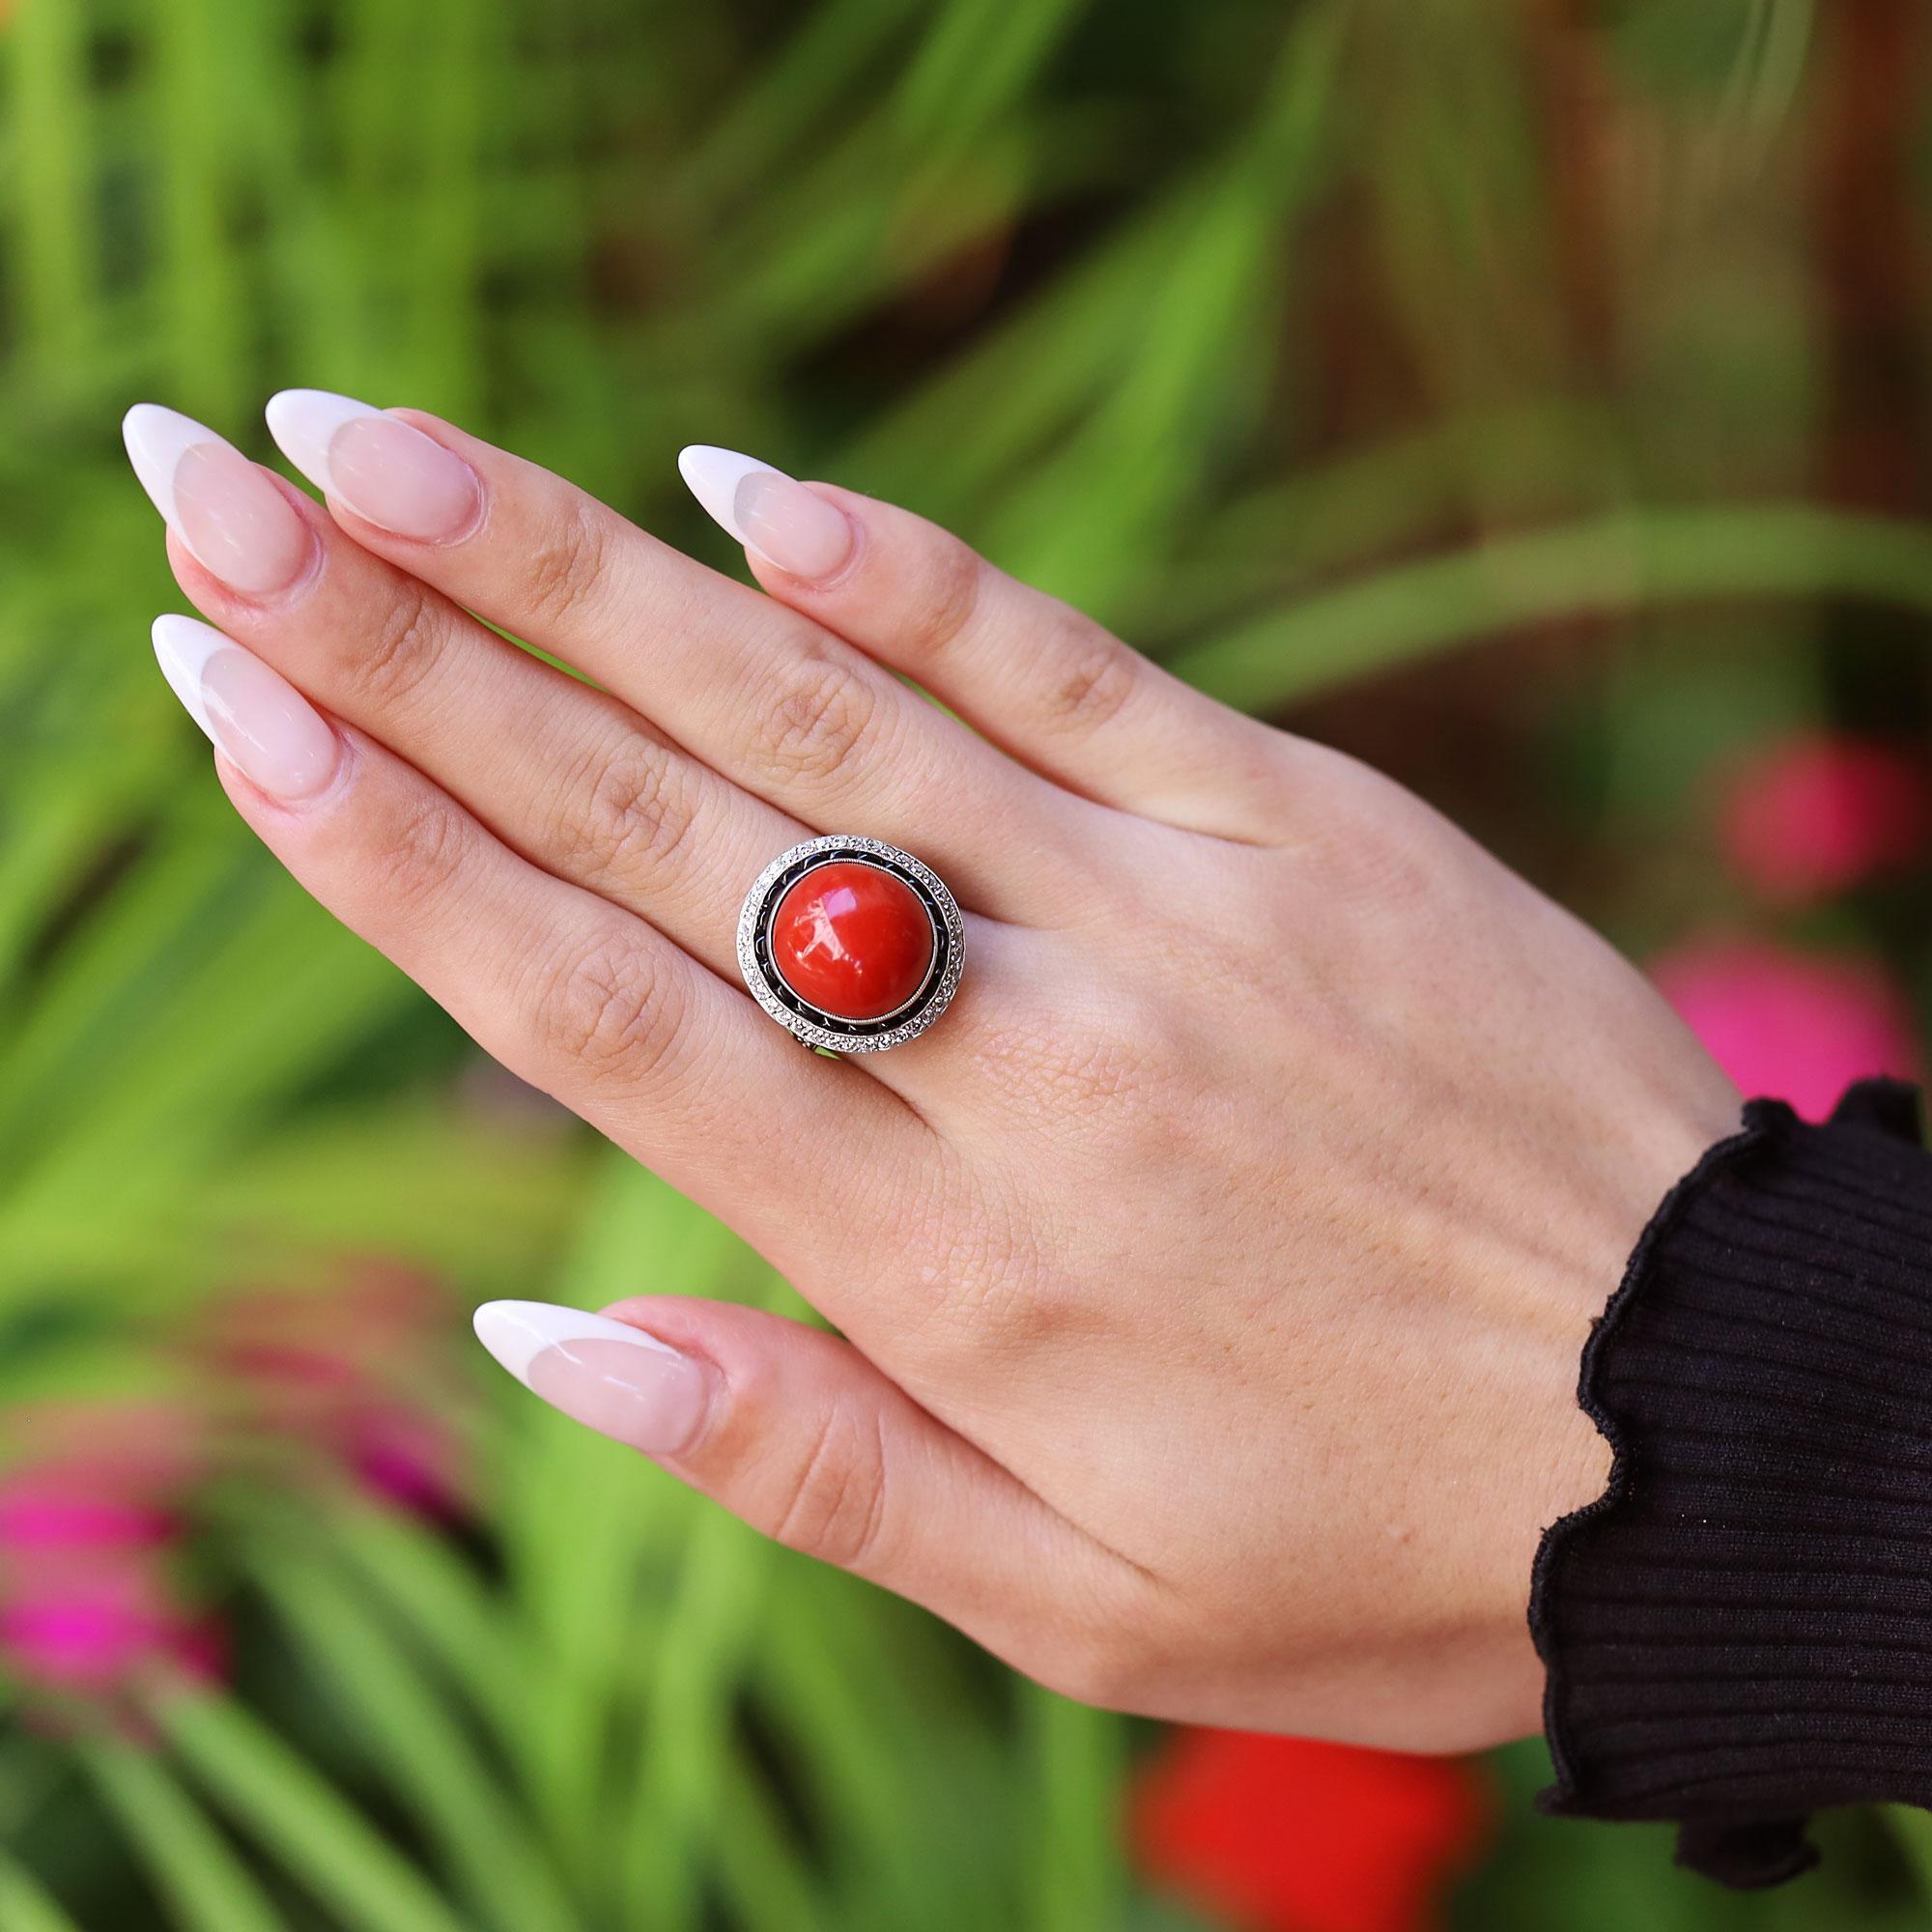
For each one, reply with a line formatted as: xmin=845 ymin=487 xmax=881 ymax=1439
xmin=124 ymin=404 xmax=213 ymax=530
xmin=151 ymin=614 xmax=341 ymax=801
xmin=677 ymin=444 xmax=853 ymax=581
xmin=471 ymin=1300 xmax=712 ymax=1455
xmin=263 ymin=389 xmax=381 ymax=493
xmin=266 ymin=389 xmax=479 ymax=541
xmin=151 ymin=613 xmax=224 ymax=739
xmin=123 ymin=404 xmax=312 ymax=596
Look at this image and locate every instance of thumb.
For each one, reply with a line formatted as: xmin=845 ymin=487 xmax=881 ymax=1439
xmin=470 ymin=1297 xmax=1136 ymax=1688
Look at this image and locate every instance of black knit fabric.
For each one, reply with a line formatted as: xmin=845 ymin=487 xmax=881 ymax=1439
xmin=1529 ymin=1078 xmax=1932 ymax=1888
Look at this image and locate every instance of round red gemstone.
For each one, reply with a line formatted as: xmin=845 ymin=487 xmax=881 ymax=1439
xmin=769 ymin=860 xmax=935 ymax=1023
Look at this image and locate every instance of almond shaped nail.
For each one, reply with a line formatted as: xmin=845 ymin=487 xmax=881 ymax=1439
xmin=471 ymin=1299 xmax=711 ymax=1455
xmin=124 ymin=405 xmax=312 ymax=597
xmin=678 ymin=444 xmax=853 ymax=581
xmin=152 ymin=614 xmax=340 ymax=802
xmin=266 ymin=389 xmax=480 ymax=542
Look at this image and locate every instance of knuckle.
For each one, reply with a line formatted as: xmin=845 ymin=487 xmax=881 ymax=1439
xmin=1044 ymin=621 xmax=1139 ymax=738
xmin=967 ymin=1252 xmax=1077 ymax=1353
xmin=535 ymin=928 xmax=679 ymax=1080
xmin=1305 ymin=801 xmax=1439 ymax=910
xmin=354 ymin=582 xmax=446 ymax=709
xmin=562 ymin=738 xmax=698 ymax=892
xmin=767 ymin=1401 xmax=889 ymax=1571
xmin=896 ymin=534 xmax=985 ymax=660
xmin=521 ymin=495 xmax=611 ymax=630
xmin=761 ymin=654 xmax=879 ymax=784
xmin=365 ymin=789 xmax=471 ymax=910
xmin=1277 ymin=746 xmax=1447 ymax=905
xmin=969 ymin=1002 xmax=1179 ymax=1127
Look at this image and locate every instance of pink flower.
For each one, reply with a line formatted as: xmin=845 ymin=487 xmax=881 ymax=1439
xmin=1652 ymin=939 xmax=1918 ymax=1121
xmin=1719 ymin=735 xmax=1929 ymax=902
xmin=188 ymin=1262 xmax=474 ymax=1518
xmin=0 ymin=1583 xmax=220 ymax=1698
xmin=346 ymin=1405 xmax=469 ymax=1520
xmin=0 ymin=1413 xmax=201 ymax=1567
xmin=0 ymin=1404 xmax=221 ymax=1716
xmin=0 ymin=1258 xmax=473 ymax=1718
xmin=0 ymin=1260 xmax=470 ymax=1722
xmin=0 ymin=1486 xmax=175 ymax=1554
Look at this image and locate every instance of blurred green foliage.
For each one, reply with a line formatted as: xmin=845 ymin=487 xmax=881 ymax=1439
xmin=4 ymin=0 xmax=1932 ymax=1925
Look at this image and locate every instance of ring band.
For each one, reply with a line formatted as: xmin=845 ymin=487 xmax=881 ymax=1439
xmin=737 ymin=836 xmax=964 ymax=1054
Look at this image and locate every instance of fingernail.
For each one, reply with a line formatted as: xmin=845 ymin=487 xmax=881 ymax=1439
xmin=123 ymin=405 xmax=313 ymax=597
xmin=678 ymin=445 xmax=853 ymax=581
xmin=152 ymin=615 xmax=341 ymax=802
xmin=266 ymin=389 xmax=481 ymax=542
xmin=471 ymin=1300 xmax=711 ymax=1456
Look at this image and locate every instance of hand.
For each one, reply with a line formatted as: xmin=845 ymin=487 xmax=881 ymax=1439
xmin=125 ymin=396 xmax=1742 ymax=1751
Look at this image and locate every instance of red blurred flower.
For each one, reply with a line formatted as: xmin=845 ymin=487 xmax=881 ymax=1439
xmin=1134 ymin=1729 xmax=1489 ymax=1932
xmin=1652 ymin=938 xmax=1918 ymax=1122
xmin=1719 ymin=735 xmax=1929 ymax=903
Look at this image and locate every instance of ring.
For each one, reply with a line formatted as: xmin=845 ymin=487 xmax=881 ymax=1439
xmin=737 ymin=836 xmax=965 ymax=1054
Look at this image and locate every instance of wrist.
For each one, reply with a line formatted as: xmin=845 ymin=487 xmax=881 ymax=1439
xmin=1477 ymin=1075 xmax=1745 ymax=1742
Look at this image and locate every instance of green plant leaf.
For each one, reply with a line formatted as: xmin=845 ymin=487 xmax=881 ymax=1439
xmin=250 ymin=1547 xmax=580 ymax=1932
xmin=80 ymin=1742 xmax=284 ymax=1932
xmin=1169 ymin=506 xmax=1932 ymax=712
xmin=0 ymin=1851 xmax=87 ymax=1932
xmin=1026 ymin=1688 xmax=1127 ymax=1932
xmin=156 ymin=1691 xmax=471 ymax=1932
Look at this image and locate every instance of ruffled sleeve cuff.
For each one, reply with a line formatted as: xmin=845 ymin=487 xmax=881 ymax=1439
xmin=1530 ymin=1078 xmax=1932 ymax=1888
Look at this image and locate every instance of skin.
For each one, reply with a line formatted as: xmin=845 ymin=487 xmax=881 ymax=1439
xmin=150 ymin=413 xmax=1742 ymax=1752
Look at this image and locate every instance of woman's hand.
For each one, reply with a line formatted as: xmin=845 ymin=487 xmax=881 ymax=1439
xmin=124 ymin=396 xmax=1741 ymax=1751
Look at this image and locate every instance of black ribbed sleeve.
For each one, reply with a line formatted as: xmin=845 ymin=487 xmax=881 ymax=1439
xmin=1529 ymin=1077 xmax=1932 ymax=1888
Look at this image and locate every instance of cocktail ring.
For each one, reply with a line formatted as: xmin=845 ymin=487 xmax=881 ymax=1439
xmin=736 ymin=836 xmax=965 ymax=1053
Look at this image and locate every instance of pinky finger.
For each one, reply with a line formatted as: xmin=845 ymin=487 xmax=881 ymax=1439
xmin=679 ymin=448 xmax=1289 ymax=842
xmin=471 ymin=1296 xmax=1143 ymax=1687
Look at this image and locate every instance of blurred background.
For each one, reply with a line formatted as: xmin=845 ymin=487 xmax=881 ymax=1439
xmin=5 ymin=0 xmax=1932 ymax=1925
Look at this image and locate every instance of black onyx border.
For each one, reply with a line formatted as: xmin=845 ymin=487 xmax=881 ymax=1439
xmin=750 ymin=853 xmax=946 ymax=1034
xmin=735 ymin=837 xmax=966 ymax=1054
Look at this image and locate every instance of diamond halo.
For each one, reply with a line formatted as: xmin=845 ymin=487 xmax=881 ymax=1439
xmin=736 ymin=835 xmax=965 ymax=1053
